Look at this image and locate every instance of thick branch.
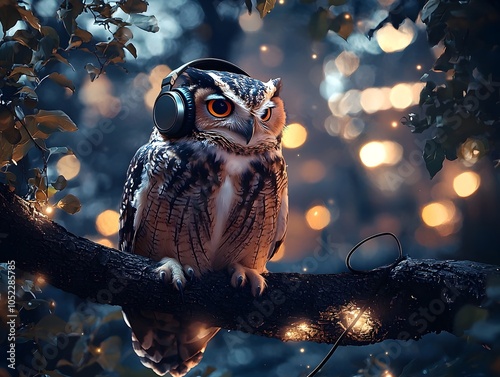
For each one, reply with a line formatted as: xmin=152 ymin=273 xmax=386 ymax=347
xmin=0 ymin=184 xmax=498 ymax=345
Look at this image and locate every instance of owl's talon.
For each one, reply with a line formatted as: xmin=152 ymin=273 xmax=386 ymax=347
xmin=237 ymin=275 xmax=244 ymax=287
xmin=229 ymin=263 xmax=266 ymax=296
xmin=186 ymin=267 xmax=195 ymax=279
xmin=255 ymin=286 xmax=262 ymax=297
xmin=155 ymin=257 xmax=187 ymax=292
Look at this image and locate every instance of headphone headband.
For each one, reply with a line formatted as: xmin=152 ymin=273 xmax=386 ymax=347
xmin=161 ymin=58 xmax=250 ymax=90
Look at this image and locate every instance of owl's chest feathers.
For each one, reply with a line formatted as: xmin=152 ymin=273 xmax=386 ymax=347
xmin=208 ymin=151 xmax=257 ymax=254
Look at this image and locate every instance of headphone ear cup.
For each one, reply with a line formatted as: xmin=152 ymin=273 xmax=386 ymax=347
xmin=153 ymin=86 xmax=196 ymax=138
xmin=175 ymin=86 xmax=196 ymax=132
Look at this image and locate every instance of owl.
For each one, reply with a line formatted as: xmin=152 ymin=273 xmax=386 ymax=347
xmin=119 ymin=59 xmax=288 ymax=376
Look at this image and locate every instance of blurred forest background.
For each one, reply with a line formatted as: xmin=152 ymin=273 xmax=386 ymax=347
xmin=1 ymin=0 xmax=500 ymax=376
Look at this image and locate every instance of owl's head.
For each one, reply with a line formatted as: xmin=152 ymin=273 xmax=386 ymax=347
xmin=152 ymin=64 xmax=286 ymax=150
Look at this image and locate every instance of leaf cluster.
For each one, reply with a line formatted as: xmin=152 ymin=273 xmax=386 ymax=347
xmin=0 ymin=0 xmax=158 ymax=213
xmin=370 ymin=0 xmax=500 ymax=177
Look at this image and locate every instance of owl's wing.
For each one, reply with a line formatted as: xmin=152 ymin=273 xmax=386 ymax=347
xmin=119 ymin=144 xmax=149 ymax=254
xmin=268 ymin=179 xmax=288 ymax=261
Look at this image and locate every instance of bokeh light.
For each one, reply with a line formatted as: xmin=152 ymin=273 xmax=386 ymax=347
xmin=56 ymin=155 xmax=81 ymax=180
xmin=376 ymin=20 xmax=416 ymax=53
xmin=421 ymin=201 xmax=456 ymax=227
xmin=80 ymin=76 xmax=121 ymax=118
xmin=305 ymin=205 xmax=331 ymax=230
xmin=334 ymin=51 xmax=360 ymax=76
xmin=359 ymin=141 xmax=403 ymax=168
xmin=282 ymin=123 xmax=307 ymax=149
xmin=453 ymin=171 xmax=481 ymax=197
xmin=95 ymin=210 xmax=120 ymax=236
xmin=389 ymin=83 xmax=413 ymax=109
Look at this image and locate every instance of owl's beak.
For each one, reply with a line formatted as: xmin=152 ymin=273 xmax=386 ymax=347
xmin=238 ymin=121 xmax=254 ymax=144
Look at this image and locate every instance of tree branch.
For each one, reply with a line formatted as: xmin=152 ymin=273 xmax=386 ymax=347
xmin=0 ymin=184 xmax=498 ymax=346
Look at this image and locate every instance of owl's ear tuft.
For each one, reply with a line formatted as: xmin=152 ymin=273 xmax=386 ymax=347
xmin=271 ymin=78 xmax=282 ymax=97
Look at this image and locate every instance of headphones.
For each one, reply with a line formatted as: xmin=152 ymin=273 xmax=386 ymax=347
xmin=153 ymin=58 xmax=250 ymax=138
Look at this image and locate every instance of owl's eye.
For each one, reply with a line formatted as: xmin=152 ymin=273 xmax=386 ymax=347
xmin=207 ymin=99 xmax=233 ymax=118
xmin=261 ymin=108 xmax=272 ymax=122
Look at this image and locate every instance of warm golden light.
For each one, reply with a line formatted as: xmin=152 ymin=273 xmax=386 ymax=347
xmin=360 ymin=88 xmax=385 ymax=113
xmin=284 ymin=322 xmax=311 ymax=341
xmin=56 ymin=155 xmax=81 ymax=180
xmin=360 ymin=141 xmax=386 ymax=168
xmin=391 ymin=121 xmax=398 ymax=128
xmin=389 ymin=83 xmax=413 ymax=109
xmin=453 ymin=171 xmax=480 ymax=197
xmin=311 ymin=53 xmax=317 ymax=59
xmin=416 ymin=64 xmax=422 ymax=70
xmin=45 ymin=206 xmax=54 ymax=214
xmin=95 ymin=210 xmax=120 ymax=237
xmin=282 ymin=123 xmax=307 ymax=149
xmin=376 ymin=20 xmax=415 ymax=53
xmin=359 ymin=141 xmax=403 ymax=168
xmin=260 ymin=45 xmax=268 ymax=52
xmin=305 ymin=205 xmax=331 ymax=230
xmin=335 ymin=51 xmax=360 ymax=77
xmin=300 ymin=348 xmax=305 ymax=353
xmin=421 ymin=201 xmax=456 ymax=227
xmin=80 ymin=76 xmax=121 ymax=118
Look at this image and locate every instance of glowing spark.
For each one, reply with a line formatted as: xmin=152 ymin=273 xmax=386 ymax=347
xmin=391 ymin=121 xmax=398 ymax=128
xmin=45 ymin=206 xmax=54 ymax=214
xmin=311 ymin=53 xmax=318 ymax=59
xmin=260 ymin=45 xmax=268 ymax=52
xmin=303 ymin=267 xmax=307 ymax=272
xmin=416 ymin=64 xmax=422 ymax=70
xmin=300 ymin=348 xmax=305 ymax=353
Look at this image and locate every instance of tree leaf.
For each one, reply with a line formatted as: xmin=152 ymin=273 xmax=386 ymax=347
xmin=17 ymin=85 xmax=38 ymax=108
xmin=309 ymin=7 xmax=331 ymax=40
xmin=84 ymin=63 xmax=101 ymax=82
xmin=0 ymin=2 xmax=21 ymax=34
xmin=57 ymin=194 xmax=81 ymax=214
xmin=256 ymin=0 xmax=276 ymax=18
xmin=33 ymin=110 xmax=78 ymax=134
xmin=329 ymin=12 xmax=354 ymax=41
xmin=48 ymin=146 xmax=73 ymax=158
xmin=51 ymin=175 xmax=67 ymax=191
xmin=0 ymin=106 xmax=15 ymax=131
xmin=3 ymin=125 xmax=22 ymax=144
xmin=421 ymin=0 xmax=440 ymax=23
xmin=125 ymin=43 xmax=137 ymax=58
xmin=8 ymin=65 xmax=35 ymax=80
xmin=11 ymin=140 xmax=33 ymax=163
xmin=47 ymin=72 xmax=75 ymax=93
xmin=74 ymin=27 xmax=93 ymax=43
xmin=245 ymin=0 xmax=252 ymax=14
xmin=120 ymin=0 xmax=148 ymax=14
xmin=16 ymin=5 xmax=42 ymax=32
xmin=12 ymin=29 xmax=39 ymax=50
xmin=128 ymin=14 xmax=159 ymax=32
xmin=114 ymin=27 xmax=133 ymax=44
xmin=0 ymin=133 xmax=14 ymax=167
xmin=423 ymin=138 xmax=445 ymax=179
